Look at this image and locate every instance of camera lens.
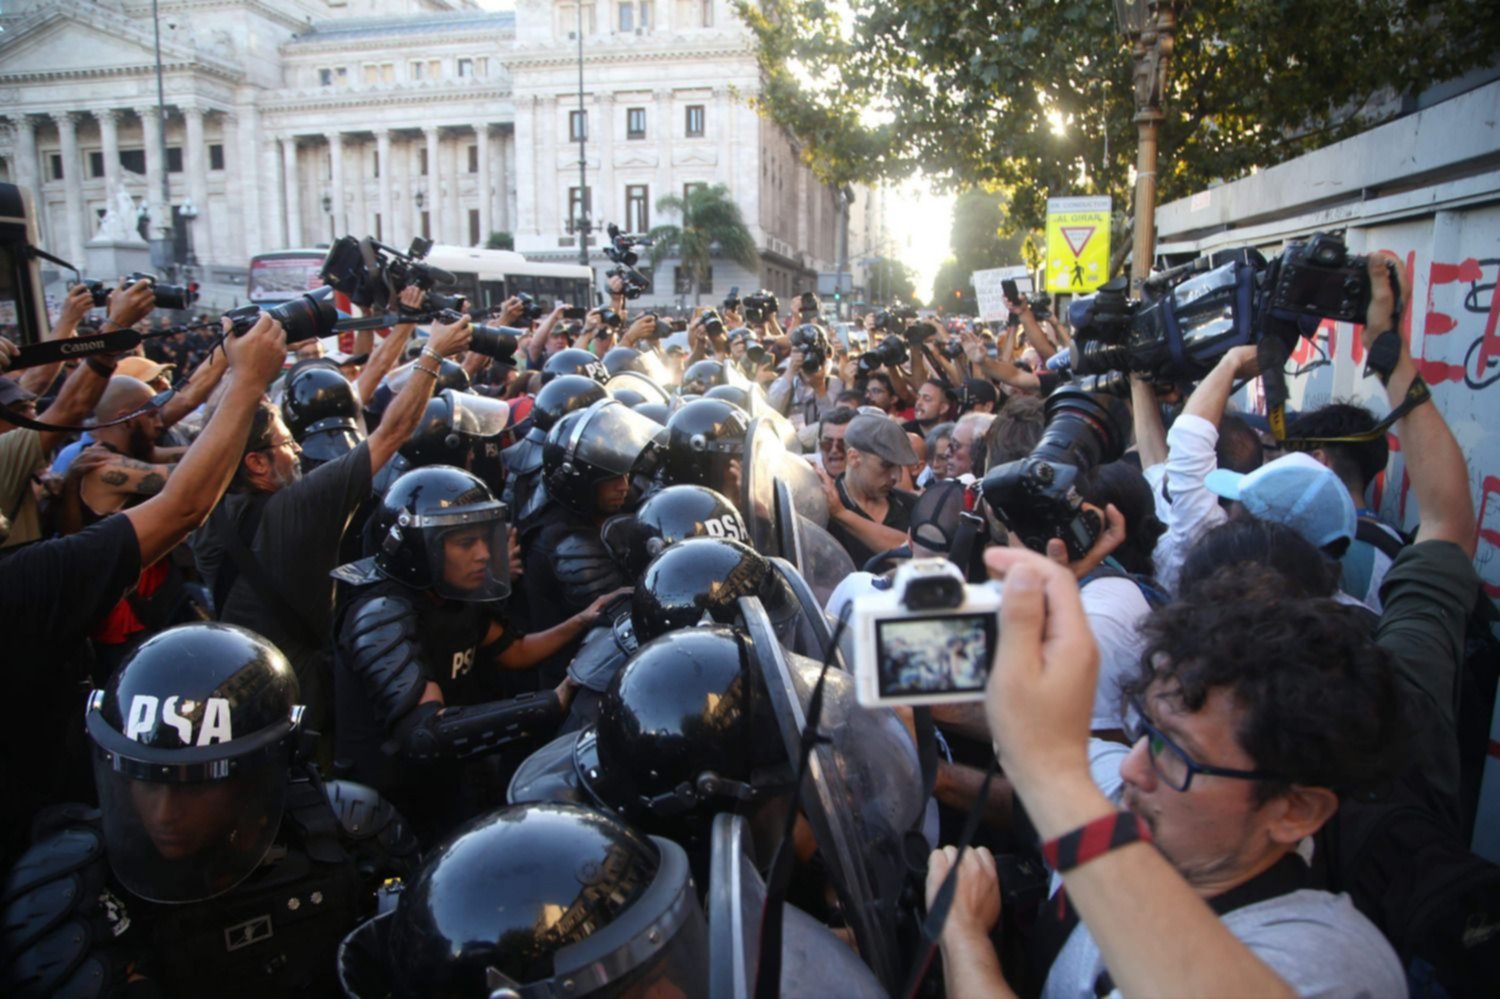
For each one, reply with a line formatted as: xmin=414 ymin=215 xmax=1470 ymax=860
xmin=266 ymin=286 xmax=338 ymax=341
xmin=470 ymin=324 xmax=520 ymax=365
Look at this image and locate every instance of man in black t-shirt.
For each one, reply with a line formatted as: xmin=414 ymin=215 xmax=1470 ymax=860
xmin=901 ymin=377 xmax=955 ymax=438
xmin=824 ymin=414 xmax=921 ymax=569
xmin=0 ymin=314 xmax=288 ymax=864
xmin=195 ymin=313 xmax=474 ymax=729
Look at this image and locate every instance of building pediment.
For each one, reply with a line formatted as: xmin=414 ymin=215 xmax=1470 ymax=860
xmin=0 ymin=3 xmax=239 ymax=83
xmin=672 ymin=147 xmax=718 ymax=167
xmin=614 ymin=148 xmax=659 ymax=168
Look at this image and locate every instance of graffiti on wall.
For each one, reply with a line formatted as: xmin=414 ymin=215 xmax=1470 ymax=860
xmin=1272 ymin=212 xmax=1500 ymax=596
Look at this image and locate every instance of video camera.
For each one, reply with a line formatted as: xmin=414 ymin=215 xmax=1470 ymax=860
xmin=851 ymin=559 xmax=1001 ymax=707
xmin=80 ymin=272 xmax=199 ymax=311
xmin=980 ymin=387 xmax=1130 ymax=561
xmin=603 ymin=223 xmax=652 ymax=300
xmin=741 ymin=290 xmax=779 ymax=325
xmin=320 ymin=235 xmax=465 ymax=315
xmin=1067 ymin=232 xmax=1369 ymax=391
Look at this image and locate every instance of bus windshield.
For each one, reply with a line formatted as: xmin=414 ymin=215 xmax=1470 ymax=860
xmin=248 ymin=251 xmax=327 ymax=305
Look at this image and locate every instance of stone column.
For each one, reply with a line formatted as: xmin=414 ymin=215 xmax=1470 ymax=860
xmin=183 ymin=106 xmax=209 ymax=262
xmin=11 ymin=115 xmax=38 ymax=194
xmin=445 ymin=129 xmax=463 ymax=244
xmin=376 ymin=130 xmax=393 ymax=245
xmin=136 ymin=107 xmax=168 ymax=246
xmin=474 ymin=123 xmax=491 ymax=245
xmin=539 ymin=97 xmax=558 ymax=238
xmin=423 ymin=126 xmax=440 ymax=241
xmin=714 ymin=87 xmax=731 ymax=189
xmin=97 ymin=109 xmax=122 ymax=197
xmin=595 ymin=92 xmax=614 ymax=227
xmin=514 ymin=99 xmax=537 ymax=236
xmin=326 ymin=131 xmax=345 ymax=238
xmin=282 ymin=136 xmax=302 ymax=246
xmin=263 ymin=128 xmax=284 ymax=249
xmin=495 ymin=128 xmax=511 ymax=232
xmin=52 ymin=113 xmax=86 ymax=264
xmin=234 ymin=109 xmax=262 ymax=255
xmin=404 ymin=136 xmax=420 ymax=244
xmin=653 ymin=89 xmax=672 ymax=217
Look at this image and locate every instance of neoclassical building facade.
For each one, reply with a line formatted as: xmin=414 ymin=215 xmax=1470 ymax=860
xmin=0 ymin=0 xmax=885 ymax=308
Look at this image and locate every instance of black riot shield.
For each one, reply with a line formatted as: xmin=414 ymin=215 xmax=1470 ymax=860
xmin=768 ymin=555 xmax=843 ymax=670
xmin=707 ymin=813 xmax=885 ymax=999
xmin=772 ymin=477 xmax=856 ymax=610
xmin=738 ymin=596 xmax=924 ymax=994
xmin=741 ymin=418 xmax=784 ymax=559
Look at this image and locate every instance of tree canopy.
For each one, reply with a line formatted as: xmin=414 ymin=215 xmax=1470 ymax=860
xmin=864 ymin=256 xmax=921 ymax=306
xmin=649 ymin=184 xmax=759 ymax=304
xmin=736 ymin=0 xmax=1500 ymax=236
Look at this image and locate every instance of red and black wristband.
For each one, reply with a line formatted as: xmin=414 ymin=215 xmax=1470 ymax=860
xmin=1041 ymin=812 xmax=1152 ymax=874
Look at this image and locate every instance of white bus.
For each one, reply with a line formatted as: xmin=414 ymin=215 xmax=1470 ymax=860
xmin=246 ymin=245 xmax=596 ymax=311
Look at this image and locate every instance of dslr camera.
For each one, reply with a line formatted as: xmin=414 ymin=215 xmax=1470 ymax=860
xmin=698 ymin=308 xmax=726 ymax=340
xmin=513 ymin=291 xmax=545 ymax=323
xmin=741 ymin=290 xmax=779 ymax=325
xmin=857 ymin=334 xmax=909 ymax=375
xmin=222 ymin=286 xmax=340 ymax=342
xmin=872 ymin=305 xmax=918 ymax=332
xmin=788 ymin=323 xmax=830 ymax=373
xmin=603 ymin=223 xmax=652 ymax=300
xmin=851 ymin=558 xmax=1001 ymax=707
xmin=981 ymin=387 xmax=1129 ymax=561
xmin=320 ymin=235 xmax=464 ymax=314
xmin=81 ymin=272 xmax=199 ymax=311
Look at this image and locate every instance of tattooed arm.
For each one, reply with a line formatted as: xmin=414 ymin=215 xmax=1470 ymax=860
xmin=78 ymin=452 xmax=176 ymax=516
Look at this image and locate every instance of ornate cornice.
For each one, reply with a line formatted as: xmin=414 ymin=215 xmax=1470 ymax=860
xmin=260 ymin=87 xmax=515 ymax=116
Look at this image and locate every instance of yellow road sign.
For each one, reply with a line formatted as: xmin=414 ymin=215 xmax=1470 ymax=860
xmin=1045 ymin=197 xmax=1111 ymax=293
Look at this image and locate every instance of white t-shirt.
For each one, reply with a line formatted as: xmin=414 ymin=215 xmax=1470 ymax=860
xmin=1079 ymin=576 xmax=1151 ymax=732
xmin=1040 ymin=740 xmax=1407 ymax=999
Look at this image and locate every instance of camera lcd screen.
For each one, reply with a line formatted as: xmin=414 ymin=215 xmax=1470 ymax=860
xmin=873 ymin=613 xmax=997 ymax=699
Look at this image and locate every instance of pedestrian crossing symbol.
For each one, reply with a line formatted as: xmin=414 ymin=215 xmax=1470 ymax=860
xmin=1046 ymin=197 xmax=1111 ymax=294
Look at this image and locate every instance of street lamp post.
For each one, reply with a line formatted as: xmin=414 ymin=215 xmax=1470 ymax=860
xmin=1113 ymin=0 xmax=1175 ymax=297
xmin=574 ymin=0 xmax=592 ymax=268
xmin=150 ymin=0 xmax=175 ymax=275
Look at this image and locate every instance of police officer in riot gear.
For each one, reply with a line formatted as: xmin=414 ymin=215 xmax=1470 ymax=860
xmin=500 ymin=374 xmax=607 ymax=530
xmin=681 ymin=357 xmax=731 ymax=396
xmin=523 ymin=399 xmax=664 ymax=643
xmin=332 ymin=465 xmax=621 ymax=844
xmin=282 ymin=361 xmax=365 ymax=472
xmin=370 ymin=389 xmax=510 ymax=496
xmin=602 ymin=344 xmax=648 ymax=377
xmin=635 ymin=400 xmax=670 ymax=426
xmin=363 ymin=358 xmax=470 ymax=433
xmin=337 ymin=803 xmax=709 ymax=999
xmin=662 ymin=397 xmax=749 ymax=498
xmin=0 ymin=623 xmax=418 ymax=999
xmin=599 ymin=483 xmax=750 ymax=579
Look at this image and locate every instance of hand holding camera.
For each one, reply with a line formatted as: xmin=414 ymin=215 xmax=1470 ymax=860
xmin=623 ymin=313 xmax=658 ymax=345
xmin=223 ymin=313 xmax=289 ymax=386
xmin=58 ymin=283 xmax=93 ymax=328
xmin=106 ymin=277 xmax=157 ymax=330
xmin=428 ymin=313 xmax=473 ymax=358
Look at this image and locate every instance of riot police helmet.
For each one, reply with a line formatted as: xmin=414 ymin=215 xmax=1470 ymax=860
xmin=577 ymin=627 xmax=784 ymax=826
xmin=629 ymin=536 xmax=795 ymax=644
xmin=281 ymin=363 xmax=363 ymax=464
xmin=378 ymin=389 xmax=510 ymax=492
xmin=525 ymin=373 xmax=607 ymax=445
xmin=634 ymin=401 xmax=670 ymax=426
xmin=363 ymin=803 xmax=708 ymax=999
xmin=600 ymin=484 xmax=749 ymax=579
xmin=368 ymin=465 xmax=511 ymax=601
xmin=680 ymin=358 xmax=729 ymax=396
xmin=663 ymin=398 xmax=749 ymax=491
xmin=602 ymin=345 xmax=647 ymax=377
xmin=542 ymin=398 xmax=666 ymax=518
xmin=703 ymin=383 xmax=753 ymax=415
xmin=84 ymin=623 xmax=306 ymax=904
xmin=541 ymin=347 xmax=608 ymax=387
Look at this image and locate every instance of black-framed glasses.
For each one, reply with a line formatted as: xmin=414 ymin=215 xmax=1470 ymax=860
xmin=255 ymin=436 xmax=301 ymax=454
xmin=819 ymin=436 xmax=847 ymax=452
xmin=1127 ymin=697 xmax=1284 ymax=793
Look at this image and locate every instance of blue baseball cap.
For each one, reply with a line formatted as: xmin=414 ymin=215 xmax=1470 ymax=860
xmin=1204 ymin=452 xmax=1356 ymax=554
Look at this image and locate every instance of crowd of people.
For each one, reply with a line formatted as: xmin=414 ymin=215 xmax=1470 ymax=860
xmin=0 ymin=244 xmax=1494 ymax=998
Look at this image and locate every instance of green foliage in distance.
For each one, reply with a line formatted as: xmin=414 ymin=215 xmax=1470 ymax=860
xmin=485 ymin=231 xmax=514 ymax=251
xmin=865 ymin=255 xmax=921 ymax=306
xmin=736 ymin=0 xmax=1500 ymax=238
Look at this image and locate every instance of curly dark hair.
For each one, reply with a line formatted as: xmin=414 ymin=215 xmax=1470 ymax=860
xmin=1126 ymin=565 xmax=1406 ymax=804
xmin=1076 ymin=461 xmax=1165 ymax=577
xmin=1287 ymin=401 xmax=1388 ymax=491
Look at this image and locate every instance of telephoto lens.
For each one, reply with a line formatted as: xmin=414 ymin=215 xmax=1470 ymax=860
xmin=224 ymin=286 xmax=338 ymax=340
xmin=597 ymin=307 xmax=623 ymax=329
xmin=858 ymin=335 xmax=908 ymax=374
xmin=469 ymin=324 xmax=522 ymax=367
xmin=424 ymin=290 xmax=467 ymax=313
xmin=123 ymin=272 xmax=200 ymax=310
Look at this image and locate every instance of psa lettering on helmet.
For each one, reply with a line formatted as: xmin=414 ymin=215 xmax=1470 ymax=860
xmin=125 ymin=694 xmax=234 ymax=745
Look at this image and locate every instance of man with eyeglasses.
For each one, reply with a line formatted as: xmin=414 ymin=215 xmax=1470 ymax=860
xmin=812 ymin=406 xmax=854 ymax=477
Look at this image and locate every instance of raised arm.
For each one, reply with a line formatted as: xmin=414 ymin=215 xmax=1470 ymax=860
xmin=158 ymin=341 xmax=228 ymax=428
xmin=1131 ymin=375 xmax=1169 ymax=469
xmin=357 ymin=286 xmax=424 ymax=403
xmin=367 ymin=313 xmax=471 ymax=474
xmin=1363 ymin=253 xmax=1475 ymax=553
xmin=124 ymin=315 xmax=287 ymax=566
xmin=18 ymin=283 xmax=93 ymax=396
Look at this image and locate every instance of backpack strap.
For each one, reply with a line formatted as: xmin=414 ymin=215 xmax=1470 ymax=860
xmin=1355 ymin=517 xmax=1408 ymax=561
